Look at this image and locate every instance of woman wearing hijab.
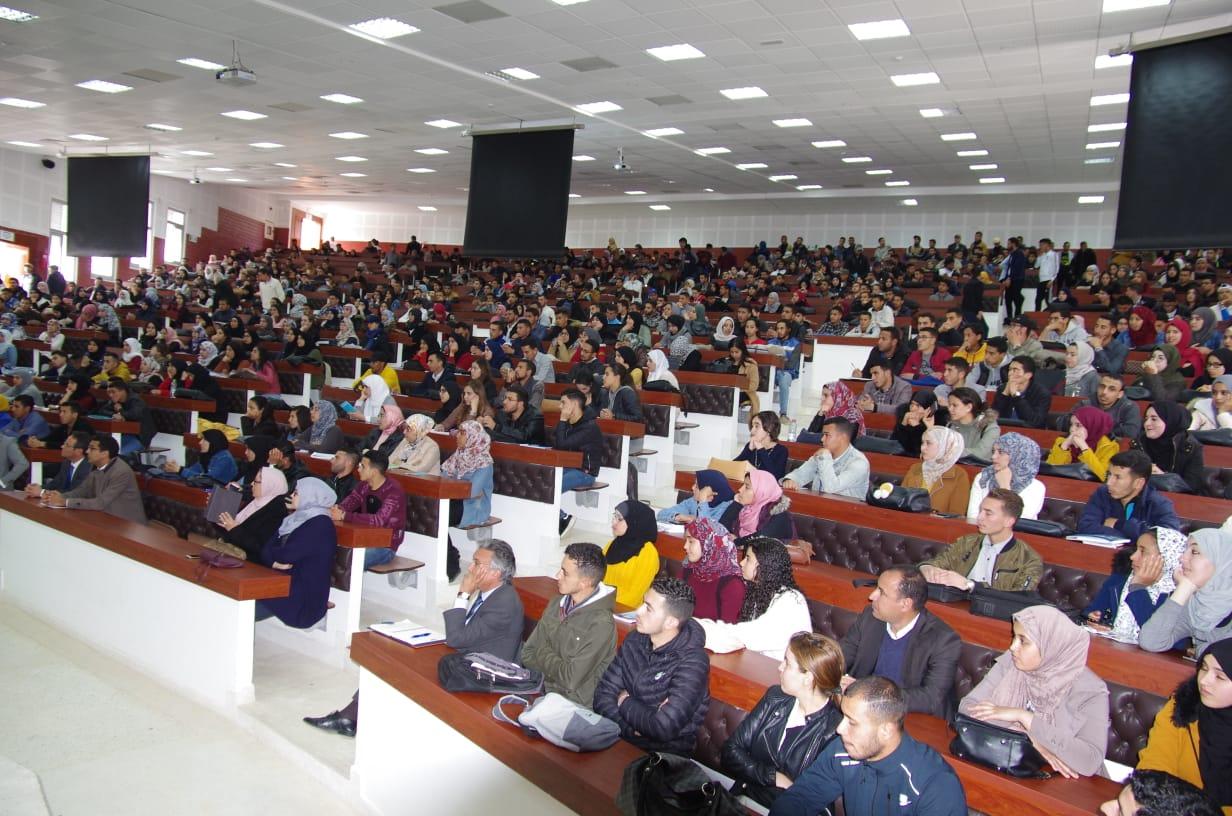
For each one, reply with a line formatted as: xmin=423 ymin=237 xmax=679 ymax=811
xmin=434 ymin=380 xmax=463 ymax=425
xmin=163 ymin=428 xmax=238 ymax=484
xmin=441 ymin=419 xmax=495 ymax=558
xmin=335 ymin=304 xmax=360 ymax=346
xmin=1165 ymin=317 xmax=1207 ymax=378
xmin=352 ymin=373 xmax=393 ymax=423
xmin=1190 ymin=348 xmax=1232 ymax=392
xmin=1132 ymin=402 xmax=1208 ymax=495
xmin=256 ymin=477 xmax=337 ymax=629
xmin=1189 ymin=306 xmax=1221 ymax=352
xmin=645 ymin=348 xmax=679 ymax=390
xmin=1061 ymin=342 xmax=1098 ymax=399
xmin=656 ymin=468 xmax=735 ymax=524
xmin=389 ymin=413 xmax=440 ymax=475
xmin=1046 ymin=405 xmax=1118 ymax=481
xmin=806 ymin=380 xmax=866 ymax=436
xmin=1085 ymin=527 xmax=1187 ymax=644
xmin=763 ymin=291 xmax=782 ymax=314
xmin=305 ymin=401 xmax=343 ymax=454
xmin=602 ymin=499 xmax=660 ymax=609
xmin=723 ymin=468 xmax=796 ymax=541
xmin=75 ymin=302 xmax=99 ymax=331
xmin=1137 ymin=638 xmax=1232 ymax=814
xmin=697 ymin=536 xmax=810 ymax=659
xmin=1128 ymin=306 xmax=1160 ymax=349
xmin=1140 ymin=528 xmax=1232 ymax=654
xmin=967 ymin=432 xmax=1045 ymax=519
xmin=120 ymin=337 xmax=143 ymax=373
xmin=1189 ymin=375 xmax=1232 ymax=431
xmin=0 ymin=330 xmax=16 ymax=369
xmin=213 ymin=465 xmax=290 ymax=561
xmin=361 ymin=403 xmax=405 ymax=458
xmin=682 ymin=518 xmax=746 ymax=623
xmin=712 ymin=315 xmax=738 ymax=351
xmin=0 ymin=368 xmax=43 ymax=407
xmin=239 ymin=435 xmax=276 ymax=489
xmin=959 ymin=605 xmax=1110 ymax=778
xmin=1134 ymin=344 xmax=1188 ymax=404
xmin=901 ymin=426 xmax=971 ymax=514
xmin=38 ymin=320 xmax=65 ymax=352
xmin=196 ymin=340 xmax=220 ymax=370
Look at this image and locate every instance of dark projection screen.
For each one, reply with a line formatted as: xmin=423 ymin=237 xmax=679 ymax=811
xmin=67 ymin=156 xmax=151 ymax=256
xmin=463 ymin=128 xmax=574 ymax=258
xmin=1114 ymin=31 xmax=1232 ymax=249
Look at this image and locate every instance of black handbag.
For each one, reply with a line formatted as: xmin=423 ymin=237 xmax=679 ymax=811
xmin=1191 ymin=428 xmax=1232 ymax=447
xmin=1149 ymin=472 xmax=1193 ymax=494
xmin=949 ymin=713 xmax=1050 ymax=778
xmin=968 ymin=586 xmax=1047 ymax=621
xmin=926 ymin=583 xmax=972 ymax=603
xmin=854 ymin=435 xmax=905 ymax=456
xmin=437 ymin=652 xmax=544 ymax=695
xmin=1037 ymin=462 xmax=1099 ymax=481
xmin=865 ymin=485 xmax=932 ymax=513
xmin=616 ymin=753 xmax=744 ymax=816
xmin=1012 ymin=518 xmax=1072 ymax=538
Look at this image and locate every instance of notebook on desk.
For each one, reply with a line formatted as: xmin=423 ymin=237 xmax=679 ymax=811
xmin=369 ymin=620 xmax=445 ymax=648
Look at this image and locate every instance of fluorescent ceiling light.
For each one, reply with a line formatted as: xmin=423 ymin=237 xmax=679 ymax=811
xmin=848 ymin=19 xmax=910 ymax=40
xmin=181 ymin=150 xmax=213 ymax=157
xmin=919 ymin=108 xmax=944 ymax=118
xmin=415 ymin=147 xmax=448 ymax=155
xmin=418 ymin=206 xmax=437 ymax=211
xmin=957 ymin=149 xmax=988 ymax=157
xmin=339 ymin=172 xmax=367 ymax=177
xmin=885 ymin=180 xmax=910 ymax=186
xmin=6 ymin=140 xmax=40 ymax=147
xmin=1086 ymin=141 xmax=1121 ymax=149
xmin=225 ymin=178 xmax=247 ymax=182
xmin=335 ymin=155 xmax=367 ymax=162
xmin=406 ymin=167 xmax=436 ymax=173
xmin=703 ymin=188 xmax=715 ymax=192
xmin=1102 ymin=0 xmax=1168 ymax=12
xmin=425 ymin=119 xmax=461 ymax=129
xmin=0 ymin=6 xmax=38 ymax=21
xmin=551 ymin=0 xmax=589 ymax=5
xmin=574 ymin=101 xmax=621 ymax=115
xmin=940 ymin=132 xmax=976 ymax=141
xmin=321 ymin=93 xmax=363 ymax=104
xmin=205 ymin=167 xmax=233 ymax=172
xmin=572 ymin=155 xmax=595 ymax=162
xmin=901 ymin=199 xmax=918 ymax=206
xmin=768 ymin=174 xmax=798 ymax=181
xmin=350 ymin=18 xmax=419 ymax=39
xmin=796 ymin=184 xmax=822 ymax=190
xmin=274 ymin=162 xmax=296 ymax=167
xmin=68 ymin=133 xmax=107 ymax=141
xmin=1091 ymin=93 xmax=1130 ymax=106
xmin=772 ymin=118 xmax=812 ymax=128
xmin=281 ymin=176 xmax=298 ymax=181
xmin=0 ymin=96 xmax=44 ymax=108
xmin=644 ymin=127 xmax=683 ymax=137
xmin=811 ymin=140 xmax=846 ymax=148
xmin=145 ymin=123 xmax=182 ymax=132
xmin=249 ymin=141 xmax=283 ymax=149
xmin=865 ymin=169 xmax=892 ymax=175
xmin=890 ymin=72 xmax=940 ymax=87
xmin=568 ymin=193 xmax=580 ymax=198
xmin=329 ymin=131 xmax=367 ymax=139
xmin=649 ymin=204 xmax=671 ymax=211
xmin=1088 ymin=122 xmax=1127 ymax=132
xmin=969 ymin=163 xmax=998 ymax=170
xmin=221 ymin=110 xmax=266 ymax=120
xmin=76 ymin=79 xmax=132 ymax=94
xmin=720 ymin=86 xmax=767 ymax=100
xmin=177 ymin=57 xmax=225 ymax=70
xmin=1078 ymin=195 xmax=1106 ymax=203
xmin=1095 ymin=53 xmax=1133 ymax=69
xmin=841 ymin=156 xmax=872 ymax=163
xmin=694 ymin=147 xmax=730 ymax=155
xmin=978 ymin=177 xmax=1005 ymax=184
xmin=1085 ymin=157 xmax=1114 ymax=164
xmin=624 ymin=190 xmax=647 ymax=195
xmin=500 ymin=67 xmax=539 ymax=80
xmin=736 ymin=163 xmax=768 ymax=170
xmin=646 ymin=43 xmax=705 ymax=62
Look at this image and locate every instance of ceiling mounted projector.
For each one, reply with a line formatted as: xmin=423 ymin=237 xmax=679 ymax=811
xmin=216 ymin=40 xmax=256 ymax=86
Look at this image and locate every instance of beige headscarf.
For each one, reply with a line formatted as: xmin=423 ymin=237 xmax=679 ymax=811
xmin=983 ymin=606 xmax=1091 ymax=729
xmin=920 ymin=426 xmax=964 ymax=489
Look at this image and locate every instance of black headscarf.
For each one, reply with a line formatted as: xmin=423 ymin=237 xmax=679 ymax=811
xmin=1139 ymin=400 xmax=1191 ymax=471
xmin=1175 ymin=638 xmax=1232 ymax=806
xmin=435 ymin=380 xmax=462 ymax=423
xmin=199 ymin=429 xmax=231 ymax=469
xmin=607 ymin=500 xmax=657 ymax=564
xmin=243 ymin=435 xmax=276 ymax=482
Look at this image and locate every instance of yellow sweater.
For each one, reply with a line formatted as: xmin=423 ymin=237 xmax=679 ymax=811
xmin=603 ymin=540 xmax=660 ymax=609
xmin=1045 ymin=435 xmax=1120 ymax=481
xmin=1138 ymin=697 xmax=1232 ymax=815
xmin=353 ymin=364 xmax=401 ymax=395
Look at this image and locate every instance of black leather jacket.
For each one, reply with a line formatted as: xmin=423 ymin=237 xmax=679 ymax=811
xmin=720 ymin=685 xmax=841 ymax=807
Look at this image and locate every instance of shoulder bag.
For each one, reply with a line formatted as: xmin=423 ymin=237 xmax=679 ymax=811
xmin=437 ymin=651 xmax=544 ymax=695
xmin=949 ymin=713 xmax=1050 ymax=779
xmin=492 ymin=693 xmax=619 ymax=753
xmin=865 ymin=484 xmax=932 ymax=513
xmin=616 ymin=752 xmax=745 ymax=816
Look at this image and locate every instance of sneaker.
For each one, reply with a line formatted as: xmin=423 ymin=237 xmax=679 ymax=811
xmin=559 ymin=513 xmax=575 ymax=537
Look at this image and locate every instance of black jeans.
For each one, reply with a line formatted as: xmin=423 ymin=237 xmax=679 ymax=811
xmin=1005 ymin=281 xmax=1025 ymax=318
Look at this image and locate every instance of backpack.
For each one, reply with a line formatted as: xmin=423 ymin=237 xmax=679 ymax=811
xmin=492 ymin=693 xmax=620 ymax=752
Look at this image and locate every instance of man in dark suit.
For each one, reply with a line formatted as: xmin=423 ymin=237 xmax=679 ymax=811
xmin=839 ymin=565 xmax=961 ymax=719
xmin=45 ymin=433 xmax=147 ymax=524
xmin=26 ymin=400 xmax=93 ymax=451
xmin=25 ymin=429 xmax=92 ymax=495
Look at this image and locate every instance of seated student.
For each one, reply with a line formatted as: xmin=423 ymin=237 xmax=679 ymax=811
xmin=330 ymin=449 xmax=406 ymax=569
xmin=284 ymin=405 xmax=312 ymax=450
xmin=554 ymin=388 xmax=606 ymax=536
xmin=734 ymin=410 xmax=789 ymax=480
xmin=726 ymin=469 xmax=796 ymax=541
xmin=901 ymin=426 xmax=970 ymax=515
xmin=721 ymin=632 xmax=845 ymax=808
xmin=934 ymin=357 xmax=976 ymax=403
xmin=326 ymin=447 xmax=360 ymax=500
xmin=1101 ymin=770 xmax=1224 ymax=816
xmin=597 ymin=362 xmax=643 ymax=422
xmin=209 ymin=465 xmax=289 ymax=561
xmin=241 ymin=396 xmax=280 ymax=439
xmin=350 ymin=351 xmax=400 ymax=395
xmin=90 ymin=351 xmax=132 ymax=384
xmin=255 ymin=478 xmax=337 ymax=628
xmin=697 ymin=536 xmax=810 ymax=659
xmin=361 ymin=403 xmax=406 ymax=460
xmin=304 ymin=401 xmax=344 ymax=455
xmin=1136 ymin=640 xmax=1232 ymax=814
xmin=921 ymin=489 xmax=1043 ymax=592
xmin=1135 ymin=345 xmax=1188 ymax=404
xmin=806 ymin=380 xmax=866 ymax=437
xmin=967 ymin=432 xmax=1045 ymax=520
xmin=682 ymin=518 xmax=746 ymax=623
xmin=1139 ymin=528 xmax=1232 ymax=655
xmin=855 ymin=326 xmax=907 ymax=377
xmin=952 ymin=322 xmax=988 ymax=366
xmin=1061 ymin=342 xmax=1100 ymax=399
xmin=521 ymin=542 xmax=617 ymax=707
xmin=657 ymin=468 xmax=734 ymax=524
xmin=770 ymin=676 xmax=967 ymax=816
xmin=351 ymin=374 xmax=394 ymax=424
xmin=976 ymin=607 xmax=1113 ymax=776
xmin=945 ymin=386 xmax=998 ymax=460
xmin=441 ymin=540 xmax=525 ymax=657
xmin=856 ymin=361 xmax=913 ymax=415
xmin=603 ymin=500 xmax=660 ymax=609
xmin=1132 ymin=403 xmax=1208 ymax=496
xmin=781 ymin=417 xmax=869 ymax=500
xmin=1085 ymin=527 xmax=1187 ymax=643
xmin=410 ymin=350 xmax=453 ymax=398
xmin=839 ymin=565 xmax=961 ymax=718
xmin=1089 ymin=313 xmax=1130 ymax=377
xmin=104 ymin=378 xmax=157 ymax=455
xmin=24 ymin=429 xmax=92 ymax=495
xmin=486 ymin=385 xmax=545 ymax=444
xmin=1078 ymin=450 xmax=1182 ymax=540
xmin=1073 ymin=373 xmax=1143 ymax=441
xmin=26 ymin=400 xmax=92 ymax=451
xmin=43 ymin=433 xmax=146 ymax=523
xmin=991 ymin=355 xmax=1051 ymax=428
xmin=593 ymin=577 xmax=711 ymax=754
xmin=162 ymin=428 xmax=238 ymax=484
xmin=1046 ymin=405 xmax=1119 ymax=481
xmin=969 ymin=335 xmax=1010 ymax=393
xmin=442 ymin=420 xmax=496 ymax=566
xmin=891 ymin=391 xmax=950 ymax=458
xmin=388 ymin=413 xmax=440 ymax=475
xmin=900 ymin=327 xmax=952 ymax=383
xmin=269 ymin=439 xmax=309 ymax=489
xmin=436 ymin=380 xmax=495 ymax=433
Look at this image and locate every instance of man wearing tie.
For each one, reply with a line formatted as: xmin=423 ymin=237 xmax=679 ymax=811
xmin=25 ymin=430 xmax=93 ymax=495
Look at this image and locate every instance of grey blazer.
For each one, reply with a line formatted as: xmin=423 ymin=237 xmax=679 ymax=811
xmin=64 ymin=457 xmax=147 ymax=524
xmin=441 ymin=582 xmax=525 ymax=662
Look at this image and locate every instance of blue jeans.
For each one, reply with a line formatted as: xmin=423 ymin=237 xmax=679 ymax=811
xmin=560 ymin=468 xmax=596 ymax=518
xmin=120 ymin=435 xmax=142 ymax=455
xmin=775 ymin=369 xmax=796 ymax=415
xmin=365 ymin=546 xmax=395 ymax=569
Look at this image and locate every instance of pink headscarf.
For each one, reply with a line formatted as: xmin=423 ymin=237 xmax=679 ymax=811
xmin=375 ymin=403 xmax=405 ymax=446
xmin=684 ymin=518 xmax=742 ymax=582
xmin=232 ymin=466 xmax=289 ymax=525
xmin=981 ymin=606 xmax=1091 ymax=731
xmin=737 ymin=469 xmax=783 ymax=537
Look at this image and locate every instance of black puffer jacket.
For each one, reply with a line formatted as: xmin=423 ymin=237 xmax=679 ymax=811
xmin=721 ymin=685 xmax=841 ymax=807
xmin=1130 ymin=432 xmax=1209 ymax=496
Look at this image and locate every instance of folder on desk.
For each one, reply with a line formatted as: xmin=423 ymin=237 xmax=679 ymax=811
xmin=369 ymin=620 xmax=445 ymax=647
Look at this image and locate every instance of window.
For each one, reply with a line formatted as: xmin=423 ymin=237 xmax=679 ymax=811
xmin=131 ymin=201 xmax=153 ymax=270
xmin=49 ymin=200 xmax=77 ymax=282
xmin=165 ymin=208 xmax=185 ymax=264
xmin=90 ymin=256 xmax=116 ymax=278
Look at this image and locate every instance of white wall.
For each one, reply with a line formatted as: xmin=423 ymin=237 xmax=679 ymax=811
xmin=0 ymin=146 xmax=64 ymax=235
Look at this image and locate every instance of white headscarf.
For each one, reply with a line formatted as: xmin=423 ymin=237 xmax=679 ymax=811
xmin=121 ymin=337 xmax=142 ymax=363
xmin=713 ymin=316 xmax=736 ymax=343
xmin=646 ymin=349 xmax=678 ymax=388
xmin=1110 ymin=527 xmax=1185 ymax=643
xmin=359 ymin=373 xmax=392 ymax=423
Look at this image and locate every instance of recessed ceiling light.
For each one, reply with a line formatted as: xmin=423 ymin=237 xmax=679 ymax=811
xmin=940 ymin=132 xmax=977 ymax=141
xmin=145 ymin=123 xmax=182 ymax=132
xmin=1078 ymin=195 xmax=1106 ymax=203
xmin=76 ymin=79 xmax=132 ymax=94
xmin=249 ymin=141 xmax=283 ymax=149
xmin=969 ymin=163 xmax=998 ymax=170
xmin=0 ymin=96 xmax=44 ymax=108
xmin=624 ymin=190 xmax=647 ymax=195
xmin=1095 ymin=53 xmax=1133 ymax=69
xmin=329 ymin=131 xmax=367 ymax=139
xmin=425 ymin=119 xmax=462 ymax=129
xmin=796 ymin=184 xmax=822 ymax=190
xmin=1102 ymin=0 xmax=1169 ymax=12
xmin=418 ymin=205 xmax=437 ymax=211
xmin=841 ymin=156 xmax=872 ymax=163
xmin=901 ymin=198 xmax=919 ymax=206
xmin=703 ymin=188 xmax=715 ymax=192
xmin=768 ymin=174 xmax=798 ymax=181
xmin=865 ymin=169 xmax=892 ymax=175
xmin=574 ymin=101 xmax=622 ymax=115
xmin=1088 ymin=122 xmax=1127 ymax=132
xmin=68 ymin=133 xmax=107 ymax=141
xmin=644 ymin=127 xmax=684 ymax=138
xmin=415 ymin=147 xmax=448 ymax=155
xmin=281 ymin=176 xmax=298 ymax=181
xmin=736 ymin=163 xmax=768 ymax=170
xmin=225 ymin=178 xmax=247 ymax=182
xmin=848 ymin=19 xmax=911 ymax=40
xmin=720 ymin=86 xmax=768 ymax=100
xmin=572 ymin=154 xmax=596 ymax=162
xmin=812 ymin=140 xmax=846 ymax=148
xmin=274 ymin=162 xmax=296 ymax=167
xmin=956 ymin=149 xmax=989 ymax=157
xmin=551 ymin=0 xmax=589 ymax=6
xmin=350 ymin=18 xmax=419 ymax=39
xmin=6 ymin=140 xmax=41 ymax=147
xmin=646 ymin=43 xmax=705 ymax=62
xmin=568 ymin=193 xmax=581 ymax=198
xmin=919 ymin=108 xmax=944 ymax=118
xmin=0 ymin=6 xmax=38 ymax=21
xmin=891 ymin=72 xmax=940 ymax=87
xmin=406 ymin=167 xmax=436 ymax=173
xmin=1086 ymin=141 xmax=1121 ymax=149
xmin=1085 ymin=157 xmax=1115 ymax=164
xmin=221 ymin=110 xmax=267 ymax=120
xmin=1091 ymin=93 xmax=1130 ymax=106
xmin=694 ymin=147 xmax=731 ymax=155
xmin=772 ymin=118 xmax=812 ymax=128
xmin=335 ymin=155 xmax=367 ymax=162
xmin=499 ymin=67 xmax=539 ymax=80
xmin=649 ymin=204 xmax=672 ymax=211
xmin=885 ymin=180 xmax=910 ymax=186
xmin=339 ymin=172 xmax=367 ymax=177
xmin=205 ymin=167 xmax=233 ymax=172
xmin=978 ymin=177 xmax=1005 ymax=184
xmin=178 ymin=57 xmax=225 ymax=70
xmin=321 ymin=93 xmax=363 ymax=104
xmin=181 ymin=150 xmax=213 ymax=157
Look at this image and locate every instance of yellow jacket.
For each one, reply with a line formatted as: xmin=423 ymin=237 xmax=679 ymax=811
xmin=603 ymin=540 xmax=659 ymax=609
xmin=1137 ymin=697 xmax=1232 ymax=815
xmin=952 ymin=342 xmax=986 ymax=365
xmin=353 ymin=364 xmax=401 ymax=395
xmin=92 ymin=361 xmax=132 ymax=383
xmin=1045 ymin=435 xmax=1120 ymax=481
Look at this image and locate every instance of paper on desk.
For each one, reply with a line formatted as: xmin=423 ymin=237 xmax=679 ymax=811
xmin=1066 ymin=534 xmax=1130 ymax=548
xmin=368 ymin=620 xmax=445 ymax=647
xmin=309 ymin=452 xmax=333 ymax=460
xmin=1102 ymin=759 xmax=1133 ymax=783
xmin=657 ymin=522 xmax=685 ymax=534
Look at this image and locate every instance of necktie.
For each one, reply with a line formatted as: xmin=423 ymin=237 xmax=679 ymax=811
xmin=464 ymin=593 xmax=485 ymax=625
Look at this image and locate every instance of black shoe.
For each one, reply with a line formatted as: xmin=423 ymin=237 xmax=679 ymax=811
xmin=559 ymin=513 xmax=575 ymax=537
xmin=303 ymin=711 xmax=356 ymax=737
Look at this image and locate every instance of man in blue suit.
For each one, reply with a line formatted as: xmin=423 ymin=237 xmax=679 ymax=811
xmin=25 ymin=429 xmax=92 ymax=495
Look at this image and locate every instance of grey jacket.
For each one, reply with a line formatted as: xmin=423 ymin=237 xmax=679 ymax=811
xmin=64 ymin=457 xmax=147 ymax=524
xmin=441 ymin=581 xmax=525 ymax=662
xmin=784 ymin=446 xmax=869 ymax=499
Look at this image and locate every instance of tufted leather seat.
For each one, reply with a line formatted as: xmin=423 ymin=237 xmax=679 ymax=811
xmin=405 ymin=494 xmax=440 ymax=537
xmin=680 ymin=383 xmax=735 ymax=417
xmin=151 ymin=407 xmax=192 ymax=435
xmin=693 ymin=698 xmax=747 ymax=771
xmin=493 ymin=460 xmax=555 ymax=504
xmin=642 ymin=404 xmax=671 ymax=439
xmin=277 ymin=371 xmax=304 ymax=395
xmin=217 ymin=387 xmax=248 ymax=415
xmin=141 ymin=493 xmax=216 ymax=539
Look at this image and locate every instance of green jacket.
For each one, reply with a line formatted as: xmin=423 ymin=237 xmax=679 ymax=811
xmin=520 ymin=584 xmax=618 ymax=707
xmin=922 ymin=533 xmax=1043 ymax=592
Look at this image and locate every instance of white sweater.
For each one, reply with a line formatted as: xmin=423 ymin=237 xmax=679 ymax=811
xmin=966 ymin=477 xmax=1045 ymax=520
xmin=699 ymin=589 xmax=811 ymax=659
